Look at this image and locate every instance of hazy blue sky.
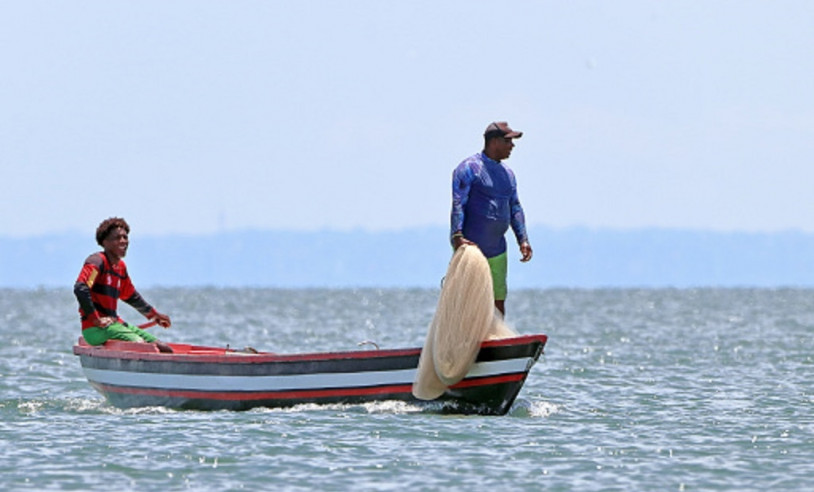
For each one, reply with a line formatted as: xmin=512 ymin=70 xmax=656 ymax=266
xmin=2 ymin=1 xmax=812 ymax=238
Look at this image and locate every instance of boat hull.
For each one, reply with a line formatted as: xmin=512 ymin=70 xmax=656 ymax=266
xmin=73 ymin=334 xmax=547 ymax=415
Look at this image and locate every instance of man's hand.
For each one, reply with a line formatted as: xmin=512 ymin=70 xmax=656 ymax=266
xmin=452 ymin=234 xmax=476 ymax=251
xmin=519 ymin=241 xmax=533 ymax=262
xmin=151 ymin=311 xmax=172 ymax=329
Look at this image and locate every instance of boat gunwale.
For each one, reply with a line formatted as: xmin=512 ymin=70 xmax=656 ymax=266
xmin=73 ymin=334 xmax=548 ymax=365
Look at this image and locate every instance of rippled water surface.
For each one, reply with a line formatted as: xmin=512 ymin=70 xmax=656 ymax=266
xmin=1 ymin=288 xmax=812 ymax=491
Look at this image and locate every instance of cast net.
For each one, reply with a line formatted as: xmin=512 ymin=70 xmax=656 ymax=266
xmin=412 ymin=244 xmax=516 ymax=400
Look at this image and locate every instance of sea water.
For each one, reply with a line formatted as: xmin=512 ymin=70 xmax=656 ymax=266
xmin=1 ymin=288 xmax=811 ymax=491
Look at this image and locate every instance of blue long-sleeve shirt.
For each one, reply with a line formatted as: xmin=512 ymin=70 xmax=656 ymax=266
xmin=450 ymin=152 xmax=528 ymax=258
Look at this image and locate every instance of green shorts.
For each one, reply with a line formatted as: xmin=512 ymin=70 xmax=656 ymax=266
xmin=82 ymin=322 xmax=158 ymax=346
xmin=487 ymin=252 xmax=508 ymax=301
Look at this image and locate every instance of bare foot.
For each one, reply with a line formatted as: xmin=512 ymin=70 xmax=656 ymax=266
xmin=156 ymin=342 xmax=174 ymax=353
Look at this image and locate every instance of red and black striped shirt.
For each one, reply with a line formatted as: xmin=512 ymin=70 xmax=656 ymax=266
xmin=74 ymin=252 xmax=155 ymax=329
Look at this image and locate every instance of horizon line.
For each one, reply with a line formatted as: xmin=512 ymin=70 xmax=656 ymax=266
xmin=3 ymin=223 xmax=814 ymax=240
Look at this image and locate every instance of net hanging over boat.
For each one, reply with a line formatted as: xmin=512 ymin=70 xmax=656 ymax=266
xmin=412 ymin=244 xmax=516 ymax=400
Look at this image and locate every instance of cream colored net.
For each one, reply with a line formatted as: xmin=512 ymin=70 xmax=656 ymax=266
xmin=412 ymin=244 xmax=516 ymax=400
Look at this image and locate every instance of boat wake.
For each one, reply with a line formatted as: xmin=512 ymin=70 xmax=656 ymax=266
xmin=3 ymin=396 xmax=117 ymax=415
xmin=508 ymin=398 xmax=561 ymax=418
xmin=248 ymin=400 xmax=445 ymax=415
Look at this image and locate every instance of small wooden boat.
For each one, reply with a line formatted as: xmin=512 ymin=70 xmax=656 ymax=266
xmin=73 ymin=334 xmax=547 ymax=415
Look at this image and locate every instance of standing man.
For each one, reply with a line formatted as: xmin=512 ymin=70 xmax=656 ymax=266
xmin=74 ymin=217 xmax=174 ymax=353
xmin=450 ymin=121 xmax=533 ymax=316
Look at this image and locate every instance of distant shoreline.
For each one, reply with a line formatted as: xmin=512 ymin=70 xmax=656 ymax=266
xmin=2 ymin=226 xmax=813 ymax=288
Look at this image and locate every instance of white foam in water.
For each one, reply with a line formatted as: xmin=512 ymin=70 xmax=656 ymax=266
xmin=249 ymin=401 xmax=427 ymax=415
xmin=361 ymin=400 xmax=424 ymax=414
xmin=251 ymin=402 xmax=358 ymax=414
xmin=17 ymin=400 xmax=45 ymax=414
xmin=62 ymin=397 xmax=110 ymax=413
xmin=509 ymin=398 xmax=561 ymax=418
xmin=528 ymin=400 xmax=561 ymax=418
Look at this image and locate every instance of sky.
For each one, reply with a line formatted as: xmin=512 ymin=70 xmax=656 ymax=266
xmin=2 ymin=1 xmax=813 ymax=238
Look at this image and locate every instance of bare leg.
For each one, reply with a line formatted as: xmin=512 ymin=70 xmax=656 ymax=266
xmin=494 ymin=299 xmax=505 ymax=317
